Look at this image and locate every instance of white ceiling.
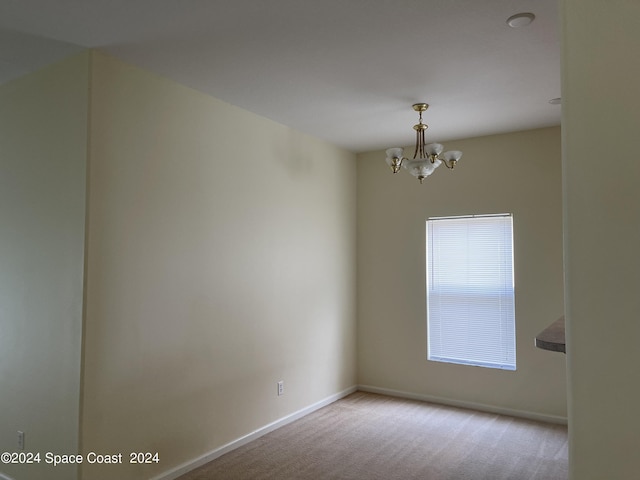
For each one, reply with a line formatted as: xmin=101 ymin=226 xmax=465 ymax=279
xmin=0 ymin=0 xmax=561 ymax=153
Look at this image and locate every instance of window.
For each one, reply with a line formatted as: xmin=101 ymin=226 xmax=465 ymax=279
xmin=426 ymin=214 xmax=516 ymax=370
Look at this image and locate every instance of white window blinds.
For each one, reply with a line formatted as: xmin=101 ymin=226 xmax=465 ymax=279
xmin=427 ymin=214 xmax=516 ymax=370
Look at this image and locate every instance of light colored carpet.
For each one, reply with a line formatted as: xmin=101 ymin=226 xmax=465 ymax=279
xmin=178 ymin=391 xmax=568 ymax=480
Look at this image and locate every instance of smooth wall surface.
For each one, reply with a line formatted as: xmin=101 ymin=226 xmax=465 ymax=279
xmin=0 ymin=53 xmax=89 ymax=480
xmin=357 ymin=127 xmax=566 ymax=419
xmin=81 ymin=52 xmax=357 ymax=479
xmin=562 ymin=0 xmax=640 ymax=478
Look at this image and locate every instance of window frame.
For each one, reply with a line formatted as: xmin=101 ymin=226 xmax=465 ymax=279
xmin=426 ymin=213 xmax=517 ymax=371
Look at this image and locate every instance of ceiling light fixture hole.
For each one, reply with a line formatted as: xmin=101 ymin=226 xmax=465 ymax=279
xmin=507 ymin=12 xmax=535 ymax=28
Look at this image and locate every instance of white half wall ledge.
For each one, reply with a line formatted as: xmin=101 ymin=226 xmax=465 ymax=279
xmin=150 ymin=386 xmax=358 ymax=480
xmin=357 ymin=385 xmax=568 ymax=425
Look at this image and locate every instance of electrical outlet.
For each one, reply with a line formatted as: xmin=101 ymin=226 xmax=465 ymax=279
xmin=17 ymin=431 xmax=25 ymax=450
xmin=277 ymin=381 xmax=284 ymax=396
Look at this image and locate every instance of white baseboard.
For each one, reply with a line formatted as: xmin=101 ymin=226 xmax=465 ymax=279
xmin=150 ymin=385 xmax=358 ymax=480
xmin=357 ymin=384 xmax=568 ymax=425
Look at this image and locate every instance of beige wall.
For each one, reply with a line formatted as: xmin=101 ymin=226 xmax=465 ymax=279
xmin=0 ymin=53 xmax=89 ymax=480
xmin=357 ymin=127 xmax=566 ymax=419
xmin=81 ymin=52 xmax=357 ymax=479
xmin=562 ymin=0 xmax=640 ymax=478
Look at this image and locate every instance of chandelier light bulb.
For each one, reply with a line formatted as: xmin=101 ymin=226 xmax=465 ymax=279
xmin=385 ymin=147 xmax=405 ymax=173
xmin=425 ymin=143 xmax=444 ymax=157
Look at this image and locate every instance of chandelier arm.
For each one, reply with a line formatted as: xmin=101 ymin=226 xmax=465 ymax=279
xmin=391 ymin=155 xmax=405 ymax=173
xmin=439 ymin=157 xmax=455 ymax=169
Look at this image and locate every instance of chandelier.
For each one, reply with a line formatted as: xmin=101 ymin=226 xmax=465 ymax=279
xmin=385 ymin=103 xmax=462 ymax=184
